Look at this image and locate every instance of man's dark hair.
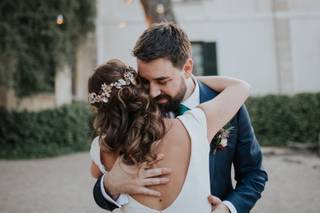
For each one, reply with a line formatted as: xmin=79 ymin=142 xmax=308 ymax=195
xmin=133 ymin=22 xmax=192 ymax=69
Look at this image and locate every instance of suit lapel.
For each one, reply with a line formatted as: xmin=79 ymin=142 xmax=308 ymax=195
xmin=198 ymin=80 xmax=237 ymax=195
xmin=198 ymin=80 xmax=218 ymax=103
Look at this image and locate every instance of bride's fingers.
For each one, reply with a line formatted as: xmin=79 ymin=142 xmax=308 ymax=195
xmin=207 ymin=195 xmax=222 ymax=206
xmin=138 ymin=162 xmax=150 ymax=177
xmin=147 ymin=153 xmax=165 ymax=167
xmin=131 ymin=187 xmax=161 ymax=197
xmin=141 ymin=177 xmax=170 ymax=186
xmin=142 ymin=167 xmax=172 ymax=178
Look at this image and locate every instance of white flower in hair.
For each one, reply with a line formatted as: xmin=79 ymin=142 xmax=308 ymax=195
xmin=88 ymin=67 xmax=137 ymax=104
xmin=101 ymin=83 xmax=112 ymax=96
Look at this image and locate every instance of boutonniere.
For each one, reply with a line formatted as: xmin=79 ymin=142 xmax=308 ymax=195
xmin=212 ymin=124 xmax=234 ymax=153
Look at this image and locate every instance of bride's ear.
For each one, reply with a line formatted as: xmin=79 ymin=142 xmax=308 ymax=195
xmin=183 ymin=58 xmax=193 ymax=79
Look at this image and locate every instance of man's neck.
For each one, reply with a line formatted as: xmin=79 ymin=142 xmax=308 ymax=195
xmin=183 ymin=77 xmax=196 ymax=101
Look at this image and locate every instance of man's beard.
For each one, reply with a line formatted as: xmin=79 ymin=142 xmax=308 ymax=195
xmin=153 ymin=81 xmax=187 ymax=114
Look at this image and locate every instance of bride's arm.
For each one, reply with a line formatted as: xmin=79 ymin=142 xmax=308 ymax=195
xmin=196 ymin=76 xmax=251 ymax=141
xmin=197 ymin=76 xmax=242 ymax=93
xmin=91 ymin=162 xmax=102 ymax=178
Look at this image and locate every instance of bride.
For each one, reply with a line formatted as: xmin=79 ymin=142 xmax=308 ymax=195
xmin=88 ymin=59 xmax=250 ymax=212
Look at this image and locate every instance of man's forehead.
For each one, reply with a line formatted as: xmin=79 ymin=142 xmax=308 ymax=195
xmin=137 ymin=63 xmax=175 ymax=80
xmin=140 ymin=74 xmax=171 ymax=83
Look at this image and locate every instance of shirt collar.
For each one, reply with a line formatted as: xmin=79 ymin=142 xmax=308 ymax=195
xmin=181 ymin=77 xmax=200 ymax=109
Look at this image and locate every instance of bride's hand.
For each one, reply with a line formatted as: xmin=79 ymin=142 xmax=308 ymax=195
xmin=104 ymin=154 xmax=172 ymax=199
xmin=208 ymin=195 xmax=230 ymax=213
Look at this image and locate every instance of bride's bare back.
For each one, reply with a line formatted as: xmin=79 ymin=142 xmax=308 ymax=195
xmin=101 ymin=118 xmax=191 ymax=211
xmin=131 ymin=118 xmax=191 ymax=210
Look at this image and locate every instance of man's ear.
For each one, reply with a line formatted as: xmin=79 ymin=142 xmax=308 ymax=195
xmin=183 ymin=58 xmax=193 ymax=78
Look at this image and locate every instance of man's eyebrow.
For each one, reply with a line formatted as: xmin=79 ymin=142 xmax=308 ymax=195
xmin=154 ymin=76 xmax=170 ymax=81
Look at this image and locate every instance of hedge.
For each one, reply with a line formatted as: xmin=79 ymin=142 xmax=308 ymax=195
xmin=0 ymin=93 xmax=319 ymax=159
xmin=246 ymin=93 xmax=320 ymax=146
xmin=0 ymin=102 xmax=93 ymax=159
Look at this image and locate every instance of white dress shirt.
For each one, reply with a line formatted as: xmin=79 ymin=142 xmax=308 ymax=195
xmin=99 ymin=77 xmax=237 ymax=213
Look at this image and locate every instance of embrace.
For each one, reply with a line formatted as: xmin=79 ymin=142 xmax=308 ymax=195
xmin=88 ymin=23 xmax=268 ymax=213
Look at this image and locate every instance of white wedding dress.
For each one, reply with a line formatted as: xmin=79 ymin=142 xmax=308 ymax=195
xmin=90 ymin=108 xmax=211 ymax=213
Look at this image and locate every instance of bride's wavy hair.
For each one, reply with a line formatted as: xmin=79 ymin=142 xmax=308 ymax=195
xmin=88 ymin=59 xmax=166 ymax=165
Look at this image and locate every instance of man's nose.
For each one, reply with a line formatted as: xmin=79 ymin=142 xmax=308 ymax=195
xmin=149 ymin=83 xmax=161 ymax=98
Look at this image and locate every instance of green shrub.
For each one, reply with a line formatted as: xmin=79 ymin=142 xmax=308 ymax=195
xmin=0 ymin=93 xmax=319 ymax=159
xmin=246 ymin=93 xmax=320 ymax=146
xmin=0 ymin=102 xmax=93 ymax=159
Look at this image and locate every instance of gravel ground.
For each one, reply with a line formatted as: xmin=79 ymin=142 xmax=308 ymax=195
xmin=0 ymin=148 xmax=320 ymax=213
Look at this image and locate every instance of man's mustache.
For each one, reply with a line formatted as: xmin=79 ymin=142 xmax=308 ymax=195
xmin=153 ymin=94 xmax=171 ymax=103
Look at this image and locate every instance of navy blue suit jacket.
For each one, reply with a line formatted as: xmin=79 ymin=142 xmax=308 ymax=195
xmin=93 ymin=81 xmax=268 ymax=213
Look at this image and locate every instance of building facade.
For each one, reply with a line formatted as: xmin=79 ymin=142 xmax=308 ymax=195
xmin=96 ymin=0 xmax=320 ymax=95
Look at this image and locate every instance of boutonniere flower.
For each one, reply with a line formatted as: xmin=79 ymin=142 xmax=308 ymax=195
xmin=212 ymin=124 xmax=234 ymax=153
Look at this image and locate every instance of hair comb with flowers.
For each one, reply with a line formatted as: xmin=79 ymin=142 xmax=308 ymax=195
xmin=88 ymin=67 xmax=137 ymax=104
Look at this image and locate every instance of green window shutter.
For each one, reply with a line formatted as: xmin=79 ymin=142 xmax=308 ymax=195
xmin=191 ymin=41 xmax=218 ymax=76
xmin=203 ymin=42 xmax=218 ymax=76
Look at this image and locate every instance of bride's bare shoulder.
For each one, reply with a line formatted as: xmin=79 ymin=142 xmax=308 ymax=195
xmin=163 ymin=118 xmax=189 ymax=145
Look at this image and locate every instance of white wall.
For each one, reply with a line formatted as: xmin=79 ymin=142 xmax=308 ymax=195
xmin=291 ymin=16 xmax=320 ymax=93
xmin=96 ymin=0 xmax=320 ymax=95
xmin=55 ymin=64 xmax=72 ymax=106
xmin=289 ymin=0 xmax=320 ymax=12
xmin=96 ymin=0 xmax=146 ymax=66
xmin=179 ymin=19 xmax=278 ymax=95
xmin=173 ymin=0 xmax=278 ymax=94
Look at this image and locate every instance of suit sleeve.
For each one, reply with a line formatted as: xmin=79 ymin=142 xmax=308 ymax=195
xmin=93 ymin=175 xmax=119 ymax=211
xmin=225 ymin=105 xmax=268 ymax=213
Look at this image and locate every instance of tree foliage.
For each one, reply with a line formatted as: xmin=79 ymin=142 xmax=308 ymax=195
xmin=0 ymin=0 xmax=96 ymax=97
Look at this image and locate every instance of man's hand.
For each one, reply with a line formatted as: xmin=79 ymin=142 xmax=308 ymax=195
xmin=208 ymin=195 xmax=230 ymax=213
xmin=104 ymin=154 xmax=171 ymax=199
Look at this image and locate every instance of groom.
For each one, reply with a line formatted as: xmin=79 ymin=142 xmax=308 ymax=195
xmin=93 ymin=23 xmax=268 ymax=213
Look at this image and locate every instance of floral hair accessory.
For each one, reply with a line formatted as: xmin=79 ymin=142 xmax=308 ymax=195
xmin=88 ymin=67 xmax=137 ymax=104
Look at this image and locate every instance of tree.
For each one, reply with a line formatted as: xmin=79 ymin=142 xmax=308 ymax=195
xmin=140 ymin=0 xmax=176 ymax=26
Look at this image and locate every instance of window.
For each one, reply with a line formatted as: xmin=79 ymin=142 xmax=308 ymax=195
xmin=191 ymin=42 xmax=218 ymax=76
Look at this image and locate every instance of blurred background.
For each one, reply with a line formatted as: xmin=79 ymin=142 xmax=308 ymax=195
xmin=0 ymin=0 xmax=319 ymax=212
